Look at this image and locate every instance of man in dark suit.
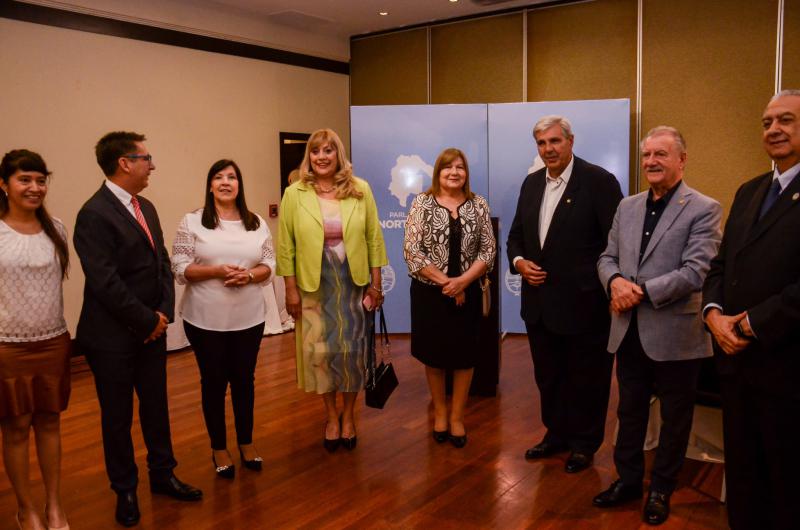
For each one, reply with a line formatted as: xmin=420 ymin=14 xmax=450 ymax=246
xmin=703 ymin=89 xmax=800 ymax=530
xmin=74 ymin=131 xmax=201 ymax=527
xmin=507 ymin=115 xmax=622 ymax=473
xmin=596 ymin=127 xmax=721 ymax=525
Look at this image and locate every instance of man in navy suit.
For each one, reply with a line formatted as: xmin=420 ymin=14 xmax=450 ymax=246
xmin=507 ymin=116 xmax=622 ymax=473
xmin=703 ymin=90 xmax=800 ymax=530
xmin=74 ymin=131 xmax=201 ymax=527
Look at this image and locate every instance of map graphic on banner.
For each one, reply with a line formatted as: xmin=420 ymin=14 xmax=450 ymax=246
xmin=350 ymin=105 xmax=489 ymax=333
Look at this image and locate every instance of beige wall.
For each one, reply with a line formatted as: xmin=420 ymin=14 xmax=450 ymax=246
xmin=0 ymin=17 xmax=349 ymax=333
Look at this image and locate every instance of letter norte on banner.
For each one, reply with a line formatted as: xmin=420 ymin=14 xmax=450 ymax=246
xmin=380 ymin=219 xmax=407 ymax=229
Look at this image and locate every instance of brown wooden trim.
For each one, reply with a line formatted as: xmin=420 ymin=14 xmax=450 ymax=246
xmin=351 ymin=0 xmax=580 ymax=41
xmin=1 ymin=0 xmax=349 ymax=75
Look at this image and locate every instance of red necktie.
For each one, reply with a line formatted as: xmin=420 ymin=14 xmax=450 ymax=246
xmin=130 ymin=196 xmax=155 ymax=250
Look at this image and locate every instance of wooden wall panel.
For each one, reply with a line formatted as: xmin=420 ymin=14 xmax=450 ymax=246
xmin=351 ymin=29 xmax=428 ymax=105
xmin=527 ymin=0 xmax=636 ymax=102
xmin=642 ymin=0 xmax=777 ymax=212
xmin=528 ymin=0 xmax=637 ymax=190
xmin=431 ymin=14 xmax=523 ymax=103
xmin=783 ymin=0 xmax=800 ymax=89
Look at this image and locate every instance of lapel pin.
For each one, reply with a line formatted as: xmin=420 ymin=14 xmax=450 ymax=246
xmin=793 ymin=192 xmax=799 ymax=201
xmin=566 ymin=198 xmax=572 ymax=204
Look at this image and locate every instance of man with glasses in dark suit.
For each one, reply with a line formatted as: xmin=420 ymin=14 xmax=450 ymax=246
xmin=74 ymin=131 xmax=201 ymax=527
xmin=703 ymin=90 xmax=800 ymax=530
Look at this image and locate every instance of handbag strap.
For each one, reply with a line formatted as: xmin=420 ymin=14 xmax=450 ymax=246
xmin=377 ymin=306 xmax=391 ymax=363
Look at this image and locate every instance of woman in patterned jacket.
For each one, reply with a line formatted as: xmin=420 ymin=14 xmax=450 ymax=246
xmin=403 ymin=147 xmax=496 ymax=448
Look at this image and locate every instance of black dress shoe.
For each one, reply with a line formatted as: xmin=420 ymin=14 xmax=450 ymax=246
xmin=150 ymin=475 xmax=203 ymax=501
xmin=593 ymin=479 xmax=643 ymax=507
xmin=432 ymin=430 xmax=449 ymax=443
xmin=524 ymin=440 xmax=568 ymax=460
xmin=238 ymin=447 xmax=263 ymax=471
xmin=643 ymin=491 xmax=670 ymax=525
xmin=341 ymin=436 xmax=358 ymax=450
xmin=212 ymin=454 xmax=235 ymax=479
xmin=115 ymin=490 xmax=140 ymax=527
xmin=564 ymin=451 xmax=593 ymax=473
xmin=449 ymin=433 xmax=467 ymax=448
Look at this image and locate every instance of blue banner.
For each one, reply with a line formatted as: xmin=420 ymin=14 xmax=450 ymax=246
xmin=350 ymin=104 xmax=489 ymax=333
xmin=488 ymin=100 xmax=630 ymax=333
xmin=350 ymin=100 xmax=629 ymax=333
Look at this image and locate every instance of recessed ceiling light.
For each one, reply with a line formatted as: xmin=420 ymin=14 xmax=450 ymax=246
xmin=449 ymin=0 xmax=458 ymax=3
xmin=379 ymin=11 xmax=389 ymax=16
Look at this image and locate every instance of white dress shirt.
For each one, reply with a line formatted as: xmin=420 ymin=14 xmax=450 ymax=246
xmin=104 ymin=179 xmax=137 ymax=218
xmin=513 ymin=156 xmax=574 ymax=269
xmin=539 ymin=156 xmax=574 ymax=247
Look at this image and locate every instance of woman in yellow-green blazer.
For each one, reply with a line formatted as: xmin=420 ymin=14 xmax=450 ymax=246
xmin=277 ymin=128 xmax=387 ymax=453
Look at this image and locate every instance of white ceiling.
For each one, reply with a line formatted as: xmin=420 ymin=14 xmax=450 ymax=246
xmin=205 ymin=0 xmax=551 ymax=38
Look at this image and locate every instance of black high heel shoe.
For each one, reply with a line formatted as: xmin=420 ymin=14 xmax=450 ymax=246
xmin=324 ymin=420 xmax=341 ymax=453
xmin=449 ymin=433 xmax=467 ymax=449
xmin=432 ymin=430 xmax=449 ymax=443
xmin=238 ymin=446 xmax=263 ymax=472
xmin=212 ymin=453 xmax=235 ymax=479
xmin=339 ymin=414 xmax=357 ymax=450
xmin=341 ymin=435 xmax=358 ymax=450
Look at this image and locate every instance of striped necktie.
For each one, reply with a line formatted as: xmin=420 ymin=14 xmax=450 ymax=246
xmin=130 ymin=196 xmax=155 ymax=249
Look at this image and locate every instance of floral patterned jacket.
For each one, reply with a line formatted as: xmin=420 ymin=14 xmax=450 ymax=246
xmin=403 ymin=192 xmax=496 ymax=285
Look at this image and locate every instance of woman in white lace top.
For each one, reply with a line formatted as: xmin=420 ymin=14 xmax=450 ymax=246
xmin=0 ymin=150 xmax=71 ymax=530
xmin=171 ymin=159 xmax=275 ymax=479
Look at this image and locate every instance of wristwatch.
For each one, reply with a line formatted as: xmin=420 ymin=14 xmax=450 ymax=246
xmin=248 ymin=271 xmax=255 ymax=283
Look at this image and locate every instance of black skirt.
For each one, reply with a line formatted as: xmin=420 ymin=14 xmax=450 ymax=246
xmin=410 ymin=278 xmax=481 ymax=369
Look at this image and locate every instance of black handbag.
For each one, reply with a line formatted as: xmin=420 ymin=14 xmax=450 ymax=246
xmin=365 ymin=307 xmax=398 ymax=409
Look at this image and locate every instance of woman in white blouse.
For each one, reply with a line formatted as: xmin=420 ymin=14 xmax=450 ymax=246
xmin=0 ymin=150 xmax=71 ymax=530
xmin=172 ymin=159 xmax=275 ymax=479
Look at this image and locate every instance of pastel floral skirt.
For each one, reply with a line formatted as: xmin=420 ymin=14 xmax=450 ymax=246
xmin=295 ymin=248 xmax=367 ymax=394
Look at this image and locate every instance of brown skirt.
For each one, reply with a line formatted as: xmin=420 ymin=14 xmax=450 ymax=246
xmin=0 ymin=332 xmax=71 ymax=420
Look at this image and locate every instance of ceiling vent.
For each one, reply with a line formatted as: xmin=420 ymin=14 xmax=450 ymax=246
xmin=266 ymin=10 xmax=336 ymax=31
xmin=470 ymin=0 xmax=519 ymax=5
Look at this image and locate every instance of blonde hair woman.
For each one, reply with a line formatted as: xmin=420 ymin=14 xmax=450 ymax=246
xmin=277 ymin=129 xmax=387 ymax=452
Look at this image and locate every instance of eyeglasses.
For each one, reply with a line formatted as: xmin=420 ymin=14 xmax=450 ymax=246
xmin=124 ymin=154 xmax=153 ymax=162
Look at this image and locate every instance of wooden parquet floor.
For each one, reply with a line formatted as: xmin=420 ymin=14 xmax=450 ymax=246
xmin=0 ymin=333 xmax=728 ymax=529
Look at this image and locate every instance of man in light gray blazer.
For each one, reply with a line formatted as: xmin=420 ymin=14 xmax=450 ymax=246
xmin=594 ymin=126 xmax=722 ymax=525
